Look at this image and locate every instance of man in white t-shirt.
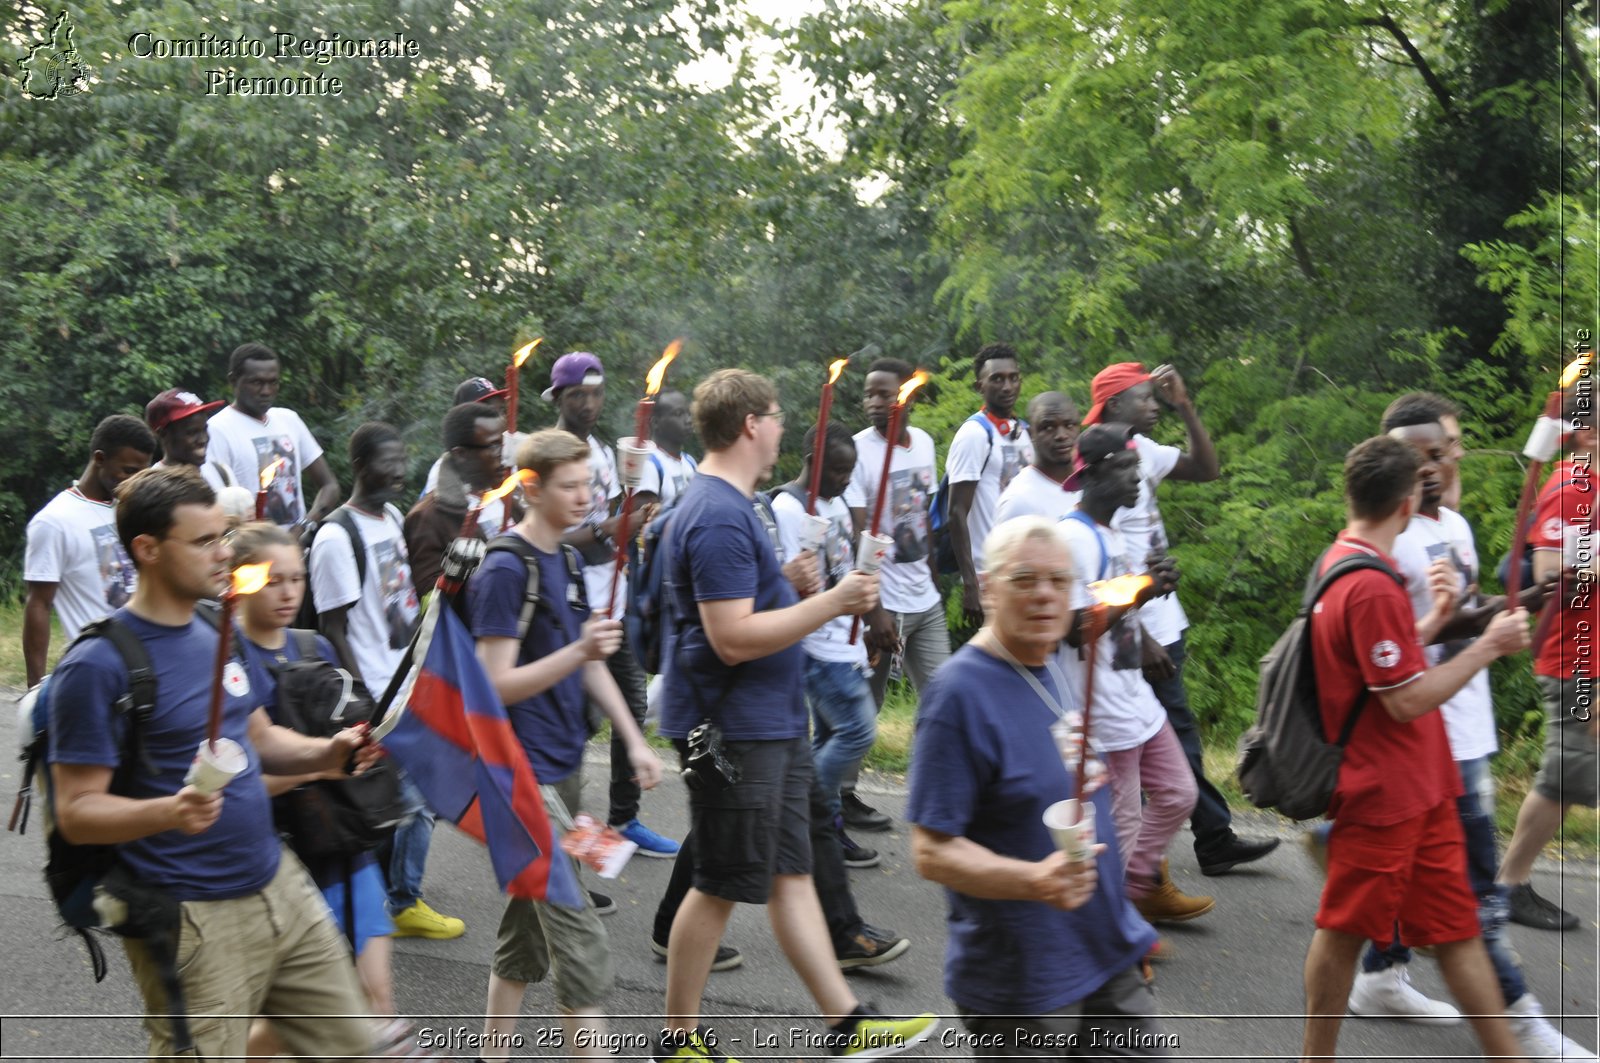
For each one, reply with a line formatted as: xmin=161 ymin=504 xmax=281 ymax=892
xmin=946 ymin=342 xmax=1033 ymax=631
xmin=843 ymin=357 xmax=950 ymax=831
xmin=310 ymin=421 xmax=463 ymax=942
xmin=633 ymin=389 xmax=698 ymax=508
xmin=145 ymin=388 xmax=233 ymax=491
xmin=995 ymin=391 xmax=1082 ymax=526
xmin=1087 ymin=360 xmax=1278 ymax=877
xmin=22 ymin=414 xmax=155 ymax=686
xmin=548 ymin=352 xmax=678 ymax=861
xmin=773 ymin=423 xmax=882 ymax=868
xmin=1057 ymin=423 xmax=1212 ymax=927
xmin=205 ymin=342 xmax=340 ymax=529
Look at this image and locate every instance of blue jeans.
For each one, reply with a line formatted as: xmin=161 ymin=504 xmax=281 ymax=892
xmin=386 ymin=774 xmax=437 ymax=914
xmin=1361 ymin=756 xmax=1525 ymax=1004
xmin=805 ymin=657 xmax=878 ymax=820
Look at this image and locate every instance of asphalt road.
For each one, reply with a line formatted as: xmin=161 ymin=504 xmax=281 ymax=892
xmin=1 ymin=689 xmax=1595 ymax=1062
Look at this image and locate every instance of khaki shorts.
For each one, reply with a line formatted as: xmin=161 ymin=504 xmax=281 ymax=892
xmin=124 ymin=848 xmax=371 ymax=1063
xmin=491 ymin=773 xmax=614 ymax=1008
xmin=1534 ymin=676 xmax=1599 ymax=807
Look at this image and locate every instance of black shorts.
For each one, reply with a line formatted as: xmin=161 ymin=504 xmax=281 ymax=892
xmin=683 ymin=736 xmax=814 ymax=904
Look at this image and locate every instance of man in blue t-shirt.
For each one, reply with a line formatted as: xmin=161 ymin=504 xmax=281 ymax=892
xmin=467 ymin=428 xmax=664 ymax=1063
xmin=655 ymin=369 xmax=938 ymax=1063
xmin=46 ymin=465 xmax=378 ymax=1061
xmin=908 ymin=515 xmax=1166 ymax=1054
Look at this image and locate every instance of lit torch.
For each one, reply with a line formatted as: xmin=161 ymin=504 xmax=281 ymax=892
xmin=207 ymin=563 xmax=272 ymax=749
xmin=806 ymin=358 xmax=851 ymax=515
xmin=462 ymin=469 xmax=530 ymax=541
xmin=851 ymin=370 xmax=929 ymax=644
xmin=1076 ymin=573 xmax=1152 ymax=801
xmin=610 ymin=341 xmax=683 ymax=617
xmin=256 ymin=457 xmax=287 ymax=521
xmin=1506 ymin=353 xmax=1592 ymax=604
xmin=506 ymin=337 xmax=543 ymax=435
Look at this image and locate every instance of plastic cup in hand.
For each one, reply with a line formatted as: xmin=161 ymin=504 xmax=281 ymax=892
xmin=855 ymin=531 xmax=893 ymax=574
xmin=617 ymin=437 xmax=657 ymax=490
xmin=1043 ymin=798 xmax=1096 ymax=863
xmin=797 ymin=513 xmax=830 ymax=553
xmin=184 ymin=737 xmax=246 ymax=795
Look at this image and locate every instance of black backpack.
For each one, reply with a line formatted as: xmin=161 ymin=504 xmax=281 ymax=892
xmin=294 ymin=506 xmax=367 ymax=631
xmin=265 ymin=630 xmax=406 ymax=859
xmin=9 ymin=612 xmax=220 ymax=1055
xmin=454 ymin=534 xmax=588 ymax=639
xmin=1235 ymin=551 xmax=1403 ymax=821
xmin=929 ymin=413 xmax=1025 ymax=577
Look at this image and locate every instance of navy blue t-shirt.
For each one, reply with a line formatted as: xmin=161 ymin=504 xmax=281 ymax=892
xmin=47 ymin=608 xmax=280 ymax=901
xmin=466 ymin=540 xmax=588 ymax=783
xmin=907 ymin=644 xmax=1155 ymax=1014
xmin=659 ymin=474 xmax=806 ymax=741
xmin=238 ymin=630 xmax=375 ymax=887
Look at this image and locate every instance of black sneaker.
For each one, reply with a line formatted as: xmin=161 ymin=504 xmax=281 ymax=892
xmin=650 ymin=935 xmax=745 ymax=972
xmin=836 ymin=924 xmax=910 ymax=970
xmin=1197 ymin=835 xmax=1281 ymax=876
xmin=1507 ymin=881 xmax=1578 ymax=931
xmin=589 ymin=890 xmax=617 ymax=916
xmin=835 ymin=818 xmax=882 ymax=869
xmin=841 ymin=792 xmax=893 ymax=833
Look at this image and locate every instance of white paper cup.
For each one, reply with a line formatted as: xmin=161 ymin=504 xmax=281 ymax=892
xmin=1043 ymin=798 xmax=1096 ymax=863
xmin=797 ymin=513 xmax=830 ymax=553
xmin=855 ymin=532 xmax=893 ymax=574
xmin=1523 ymin=416 xmax=1563 ymax=463
xmin=184 ymin=737 xmax=246 ymax=795
xmin=617 ymin=437 xmax=656 ymax=489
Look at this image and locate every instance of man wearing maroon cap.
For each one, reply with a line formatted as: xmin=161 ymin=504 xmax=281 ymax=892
xmin=1086 ymin=361 xmax=1278 ymax=876
xmin=420 ymin=376 xmax=515 ymax=499
xmin=146 ymin=389 xmax=233 ymax=490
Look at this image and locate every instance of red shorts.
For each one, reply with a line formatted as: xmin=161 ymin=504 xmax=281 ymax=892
xmin=1315 ymin=800 xmax=1479 ymax=947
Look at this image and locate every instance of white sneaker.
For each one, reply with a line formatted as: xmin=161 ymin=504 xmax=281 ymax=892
xmin=1347 ymin=965 xmax=1462 ymax=1025
xmin=1507 ymin=993 xmax=1598 ymax=1060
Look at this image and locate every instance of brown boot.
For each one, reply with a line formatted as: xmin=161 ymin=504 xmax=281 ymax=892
xmin=1134 ymin=859 xmax=1216 ymax=924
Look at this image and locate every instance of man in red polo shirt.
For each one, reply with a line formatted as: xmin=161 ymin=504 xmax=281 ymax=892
xmin=1497 ymin=378 xmax=1600 ymax=931
xmin=1300 ymin=435 xmax=1531 ymax=1063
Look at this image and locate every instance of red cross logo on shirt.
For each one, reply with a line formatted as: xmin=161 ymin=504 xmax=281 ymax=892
xmin=1370 ymin=640 xmax=1401 ymax=669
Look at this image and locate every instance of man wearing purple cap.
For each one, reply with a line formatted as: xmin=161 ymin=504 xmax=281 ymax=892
xmin=547 ymin=352 xmax=680 ymax=863
xmin=146 ymin=389 xmax=234 ymax=490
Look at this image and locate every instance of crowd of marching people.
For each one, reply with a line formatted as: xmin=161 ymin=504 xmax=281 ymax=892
xmin=17 ymin=337 xmax=1597 ymax=1061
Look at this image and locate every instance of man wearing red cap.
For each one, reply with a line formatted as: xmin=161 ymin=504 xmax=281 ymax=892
xmin=146 ymin=389 xmax=233 ymax=490
xmin=420 ymin=375 xmax=518 ymax=500
xmin=1085 ymin=361 xmax=1279 ymax=876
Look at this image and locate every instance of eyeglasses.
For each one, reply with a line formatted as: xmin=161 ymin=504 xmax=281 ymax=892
xmin=456 ymin=441 xmax=499 ymax=451
xmin=162 ymin=531 xmax=230 ymax=552
xmin=754 ymin=409 xmax=786 ymax=425
xmin=1002 ymin=570 xmax=1073 ymax=594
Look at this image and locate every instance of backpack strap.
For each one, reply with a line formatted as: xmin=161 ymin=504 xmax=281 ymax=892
xmin=774 ymin=482 xmax=808 ymax=509
xmin=1064 ymin=510 xmax=1110 ymax=581
xmin=78 ymin=617 xmax=160 ymax=779
xmin=1302 ymin=549 xmax=1406 ymax=748
xmin=325 ymin=507 xmax=368 ymax=590
xmin=484 ymin=536 xmax=588 ymax=642
xmin=288 ymin=628 xmax=320 ymax=660
xmin=649 ymin=452 xmax=664 ymax=486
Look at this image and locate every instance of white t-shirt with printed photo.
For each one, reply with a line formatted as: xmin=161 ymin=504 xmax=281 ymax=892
xmin=23 ymin=487 xmax=138 ymax=642
xmin=1109 ymin=433 xmax=1189 ymax=645
xmin=843 ymin=426 xmax=941 ymax=615
xmin=996 ymin=465 xmax=1082 ymax=527
xmin=576 ymin=434 xmax=624 ymax=615
xmin=638 ymin=449 xmax=698 ymax=507
xmin=1057 ymin=514 xmax=1166 ymax=753
xmin=772 ymin=490 xmax=867 ymax=665
xmin=310 ymin=504 xmax=421 ymax=693
xmin=945 ymin=413 xmax=1033 ymax=571
xmin=1390 ymin=508 xmax=1497 ymax=761
xmin=205 ymin=406 xmax=325 ymax=527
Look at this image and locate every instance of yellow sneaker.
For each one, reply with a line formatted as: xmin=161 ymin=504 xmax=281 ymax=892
xmin=827 ymin=1012 xmax=941 ymax=1058
xmin=390 ymin=899 xmax=465 ymax=939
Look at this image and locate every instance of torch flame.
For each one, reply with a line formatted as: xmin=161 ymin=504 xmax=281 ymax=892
xmin=645 ymin=339 xmax=684 ymax=398
xmin=230 ymin=562 xmax=273 ymax=597
xmin=826 ymin=358 xmax=849 ymax=386
xmin=258 ymin=457 xmax=287 ymax=492
xmin=481 ymin=469 xmax=529 ymax=507
xmin=896 ymin=370 xmax=930 ymax=406
xmin=1560 ymin=353 xmax=1592 ymax=389
xmin=512 ymin=337 xmax=543 ymax=369
xmin=1088 ymin=573 xmax=1152 ymax=607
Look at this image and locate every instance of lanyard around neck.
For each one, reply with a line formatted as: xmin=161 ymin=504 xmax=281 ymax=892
xmin=977 ymin=631 xmax=1073 ymax=721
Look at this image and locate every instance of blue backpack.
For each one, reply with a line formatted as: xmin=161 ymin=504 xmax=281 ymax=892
xmin=626 ymin=492 xmax=689 ymax=675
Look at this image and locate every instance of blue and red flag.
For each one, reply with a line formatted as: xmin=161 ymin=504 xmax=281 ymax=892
xmin=374 ymin=598 xmax=584 ymax=909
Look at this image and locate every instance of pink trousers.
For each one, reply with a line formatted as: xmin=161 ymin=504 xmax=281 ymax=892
xmin=1104 ymin=721 xmax=1197 ymax=898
